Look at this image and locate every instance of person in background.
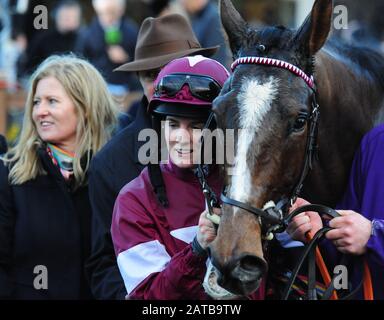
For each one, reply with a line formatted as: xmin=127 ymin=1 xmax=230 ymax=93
xmin=287 ymin=125 xmax=384 ymax=299
xmin=0 ymin=0 xmax=27 ymax=125
xmin=0 ymin=55 xmax=118 ymax=299
xmin=9 ymin=0 xmax=51 ymax=56
xmin=86 ymin=14 xmax=218 ymax=300
xmin=18 ymin=0 xmax=83 ymax=78
xmin=76 ymin=0 xmax=139 ymax=96
xmin=178 ymin=0 xmax=231 ymax=68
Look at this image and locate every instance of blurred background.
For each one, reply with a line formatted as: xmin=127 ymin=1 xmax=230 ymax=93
xmin=1 ymin=0 xmax=383 ymax=146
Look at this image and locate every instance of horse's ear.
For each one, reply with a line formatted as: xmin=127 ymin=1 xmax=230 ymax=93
xmin=293 ymin=0 xmax=333 ymax=56
xmin=220 ymin=0 xmax=247 ymax=55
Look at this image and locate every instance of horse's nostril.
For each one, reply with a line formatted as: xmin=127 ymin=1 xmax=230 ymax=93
xmin=228 ymin=255 xmax=267 ymax=284
xmin=239 ymin=255 xmax=266 ymax=273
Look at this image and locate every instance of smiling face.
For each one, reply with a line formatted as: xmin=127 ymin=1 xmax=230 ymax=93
xmin=164 ymin=115 xmax=205 ymax=169
xmin=32 ymin=76 xmax=78 ymax=153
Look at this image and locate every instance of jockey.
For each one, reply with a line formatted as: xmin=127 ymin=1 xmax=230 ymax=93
xmin=287 ymin=124 xmax=384 ymax=299
xmin=111 ymin=55 xmax=264 ymax=299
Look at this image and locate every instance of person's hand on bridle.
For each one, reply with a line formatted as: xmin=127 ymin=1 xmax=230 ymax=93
xmin=196 ymin=208 xmax=221 ymax=250
xmin=286 ymin=197 xmax=323 ymax=243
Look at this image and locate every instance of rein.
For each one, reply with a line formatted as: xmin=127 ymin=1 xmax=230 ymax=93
xmin=195 ymin=112 xmax=221 ymax=225
xmin=196 ymin=55 xmax=373 ymax=300
xmin=283 ymin=205 xmax=373 ymax=300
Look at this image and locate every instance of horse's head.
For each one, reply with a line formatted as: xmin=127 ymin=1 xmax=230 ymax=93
xmin=205 ymin=0 xmax=333 ymax=298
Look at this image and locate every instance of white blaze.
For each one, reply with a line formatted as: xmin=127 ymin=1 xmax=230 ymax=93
xmin=229 ymin=77 xmax=278 ymax=204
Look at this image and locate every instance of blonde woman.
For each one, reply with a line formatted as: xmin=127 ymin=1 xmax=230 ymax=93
xmin=0 ymin=55 xmax=118 ymax=299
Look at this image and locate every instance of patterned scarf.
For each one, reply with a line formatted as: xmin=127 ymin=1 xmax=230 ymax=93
xmin=46 ymin=143 xmax=75 ymax=181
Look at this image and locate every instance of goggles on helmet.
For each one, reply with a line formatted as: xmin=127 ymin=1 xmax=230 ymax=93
xmin=154 ymin=73 xmax=222 ymax=102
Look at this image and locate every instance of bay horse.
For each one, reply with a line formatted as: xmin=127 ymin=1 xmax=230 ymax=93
xmin=205 ymin=0 xmax=384 ymax=298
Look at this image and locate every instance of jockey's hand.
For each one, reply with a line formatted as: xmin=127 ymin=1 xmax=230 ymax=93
xmin=286 ymin=197 xmax=323 ymax=243
xmin=326 ymin=210 xmax=372 ymax=255
xmin=196 ymin=208 xmax=221 ymax=250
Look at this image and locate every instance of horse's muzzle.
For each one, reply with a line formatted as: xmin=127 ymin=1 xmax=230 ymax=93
xmin=214 ymin=254 xmax=268 ymax=296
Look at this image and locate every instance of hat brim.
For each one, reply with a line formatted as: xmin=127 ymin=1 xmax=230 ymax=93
xmin=152 ymin=102 xmax=211 ymax=119
xmin=114 ymin=46 xmax=219 ymax=72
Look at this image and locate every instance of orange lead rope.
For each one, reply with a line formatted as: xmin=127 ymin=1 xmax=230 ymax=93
xmin=306 ymin=232 xmax=374 ymax=300
xmin=363 ymin=260 xmax=374 ymax=300
xmin=306 ymin=233 xmax=338 ymax=300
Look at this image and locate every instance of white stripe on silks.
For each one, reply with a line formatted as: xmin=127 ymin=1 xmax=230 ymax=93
xmin=229 ymin=77 xmax=278 ymax=204
xmin=117 ymin=240 xmax=171 ymax=295
xmin=170 ymin=226 xmax=198 ymax=244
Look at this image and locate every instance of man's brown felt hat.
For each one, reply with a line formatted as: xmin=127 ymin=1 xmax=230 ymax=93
xmin=115 ymin=14 xmax=219 ymax=72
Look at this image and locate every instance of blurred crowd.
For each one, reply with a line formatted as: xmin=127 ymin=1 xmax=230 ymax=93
xmin=1 ymin=0 xmax=384 ymax=144
xmin=0 ymin=0 xmax=231 ymax=143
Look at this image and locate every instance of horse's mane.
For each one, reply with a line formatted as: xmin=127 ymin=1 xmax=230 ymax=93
xmin=324 ymin=38 xmax=384 ymax=90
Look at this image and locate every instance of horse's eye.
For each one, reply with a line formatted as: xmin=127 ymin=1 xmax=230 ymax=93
xmin=293 ymin=115 xmax=307 ymax=132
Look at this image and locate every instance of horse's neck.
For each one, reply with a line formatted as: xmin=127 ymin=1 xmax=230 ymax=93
xmin=316 ymin=48 xmax=384 ymax=144
xmin=303 ymin=48 xmax=384 ymax=206
xmin=316 ymin=48 xmax=384 ymax=123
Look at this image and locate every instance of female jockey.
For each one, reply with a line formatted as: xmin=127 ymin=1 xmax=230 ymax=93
xmin=111 ymin=55 xmax=265 ymax=300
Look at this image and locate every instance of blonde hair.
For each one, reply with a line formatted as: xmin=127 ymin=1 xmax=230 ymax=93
xmin=3 ymin=54 xmax=119 ymax=187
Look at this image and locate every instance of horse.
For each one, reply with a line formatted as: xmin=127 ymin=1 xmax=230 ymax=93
xmin=204 ymin=0 xmax=384 ymax=298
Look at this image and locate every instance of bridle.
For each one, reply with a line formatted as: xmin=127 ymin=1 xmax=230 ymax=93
xmin=197 ymin=55 xmax=321 ymax=239
xmin=196 ymin=55 xmax=373 ymax=300
xmin=223 ymin=56 xmax=320 ymax=238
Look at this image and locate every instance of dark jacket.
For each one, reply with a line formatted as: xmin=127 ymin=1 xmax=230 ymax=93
xmin=325 ymin=125 xmax=384 ymax=299
xmin=86 ymin=97 xmax=151 ymax=299
xmin=0 ymin=148 xmax=93 ymax=299
xmin=76 ymin=17 xmax=140 ymax=90
xmin=19 ymin=28 xmax=82 ymax=77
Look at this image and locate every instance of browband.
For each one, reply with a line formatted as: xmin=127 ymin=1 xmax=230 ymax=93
xmin=231 ymin=56 xmax=315 ymax=89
